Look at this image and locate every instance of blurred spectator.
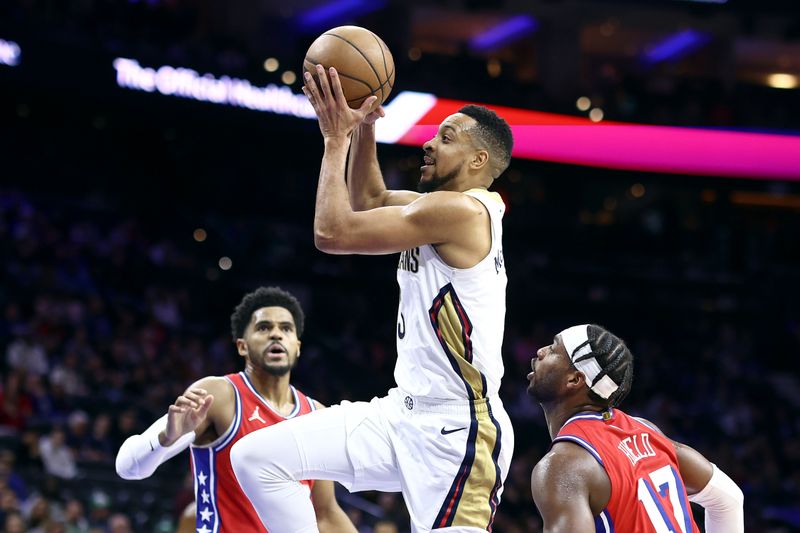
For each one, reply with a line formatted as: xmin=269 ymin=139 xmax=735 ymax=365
xmin=83 ymin=414 xmax=114 ymax=463
xmin=5 ymin=326 xmax=48 ymax=377
xmin=0 ymin=372 xmax=33 ymax=431
xmin=86 ymin=491 xmax=111 ymax=532
xmin=107 ymin=513 xmax=132 ymax=533
xmin=38 ymin=427 xmax=77 ymax=480
xmin=2 ymin=509 xmax=25 ymax=533
xmin=0 ymin=451 xmax=26 ymax=502
xmin=62 ymin=499 xmax=89 ymax=533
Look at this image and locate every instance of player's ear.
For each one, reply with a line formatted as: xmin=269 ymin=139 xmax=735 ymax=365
xmin=235 ymin=338 xmax=247 ymax=357
xmin=296 ymin=340 xmax=301 ymax=357
xmin=470 ymin=149 xmax=489 ymax=171
xmin=566 ymin=369 xmax=584 ymax=390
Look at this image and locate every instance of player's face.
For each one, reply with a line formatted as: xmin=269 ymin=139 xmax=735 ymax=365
xmin=419 ymin=113 xmax=477 ymax=193
xmin=527 ymin=335 xmax=572 ymax=402
xmin=239 ymin=306 xmax=301 ymax=377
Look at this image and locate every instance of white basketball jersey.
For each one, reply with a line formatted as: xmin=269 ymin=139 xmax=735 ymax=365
xmin=394 ymin=189 xmax=507 ymax=400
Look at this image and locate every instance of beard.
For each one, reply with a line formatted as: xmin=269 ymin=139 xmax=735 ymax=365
xmin=418 ymin=163 xmax=462 ymax=193
xmin=261 ymin=360 xmax=295 ymax=377
xmin=527 ymin=372 xmax=560 ymax=403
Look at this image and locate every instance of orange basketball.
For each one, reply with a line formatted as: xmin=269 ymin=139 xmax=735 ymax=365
xmin=303 ymin=26 xmax=395 ymax=112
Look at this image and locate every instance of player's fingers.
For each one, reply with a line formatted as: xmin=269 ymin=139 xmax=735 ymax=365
xmin=358 ymin=96 xmax=379 ymax=116
xmin=175 ymin=397 xmax=198 ymax=409
xmin=303 ymin=71 xmax=321 ymax=102
xmin=183 ymin=390 xmax=204 ymax=403
xmin=197 ymin=395 xmax=214 ymax=415
xmin=315 ymin=64 xmax=333 ymax=101
xmin=187 ymin=388 xmax=208 ymax=396
xmin=168 ymin=405 xmax=186 ymax=414
xmin=328 ymin=67 xmax=348 ymax=107
xmin=375 ymin=105 xmax=386 ymax=118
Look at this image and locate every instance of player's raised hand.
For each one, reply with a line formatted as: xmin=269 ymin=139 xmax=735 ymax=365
xmin=162 ymin=388 xmax=214 ymax=446
xmin=303 ymin=65 xmax=377 ymax=139
xmin=362 ymin=105 xmax=386 ymax=126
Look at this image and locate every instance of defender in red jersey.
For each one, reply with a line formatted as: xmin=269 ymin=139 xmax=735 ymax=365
xmin=116 ymin=287 xmax=356 ymax=533
xmin=528 ymin=324 xmax=743 ymax=533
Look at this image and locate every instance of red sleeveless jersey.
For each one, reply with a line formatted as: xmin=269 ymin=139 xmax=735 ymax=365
xmin=554 ymin=409 xmax=700 ymax=533
xmin=189 ymin=372 xmax=317 ymax=533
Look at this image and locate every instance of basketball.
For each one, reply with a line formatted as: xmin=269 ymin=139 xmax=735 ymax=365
xmin=303 ymin=26 xmax=395 ymax=112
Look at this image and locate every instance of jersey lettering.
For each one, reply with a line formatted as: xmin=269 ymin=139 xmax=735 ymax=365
xmin=398 ymin=247 xmax=420 ymax=273
xmin=618 ymin=433 xmax=657 ymax=466
xmin=494 ymin=248 xmax=504 ymax=274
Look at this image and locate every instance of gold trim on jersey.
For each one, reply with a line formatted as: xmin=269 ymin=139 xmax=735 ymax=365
xmin=430 ymin=284 xmax=486 ymax=400
xmin=433 ymin=401 xmax=503 ymax=529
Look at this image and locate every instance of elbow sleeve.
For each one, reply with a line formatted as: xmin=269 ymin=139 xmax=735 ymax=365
xmin=688 ymin=463 xmax=744 ymax=533
xmin=115 ymin=415 xmax=196 ymax=480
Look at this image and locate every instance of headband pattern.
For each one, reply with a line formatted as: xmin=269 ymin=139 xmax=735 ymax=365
xmin=559 ymin=325 xmax=619 ymax=400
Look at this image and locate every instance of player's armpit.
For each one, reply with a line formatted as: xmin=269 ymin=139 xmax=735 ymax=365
xmin=531 ymin=443 xmax=603 ymax=533
xmin=314 ymin=190 xmax=485 ymax=255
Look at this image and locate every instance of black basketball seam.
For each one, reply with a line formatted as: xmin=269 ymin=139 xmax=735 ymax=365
xmin=371 ymin=34 xmax=390 ymax=103
xmin=322 ymin=31 xmax=382 ymax=96
xmin=346 ymin=72 xmax=394 ymax=104
xmin=304 ymin=56 xmax=373 ymax=93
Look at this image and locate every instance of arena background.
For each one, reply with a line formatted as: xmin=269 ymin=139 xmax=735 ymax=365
xmin=1 ymin=0 xmax=799 ymax=531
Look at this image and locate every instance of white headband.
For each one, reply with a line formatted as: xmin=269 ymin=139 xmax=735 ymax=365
xmin=559 ymin=325 xmax=619 ymax=400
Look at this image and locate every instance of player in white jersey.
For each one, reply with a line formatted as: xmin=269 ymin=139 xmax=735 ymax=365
xmin=231 ymin=65 xmax=515 ymax=533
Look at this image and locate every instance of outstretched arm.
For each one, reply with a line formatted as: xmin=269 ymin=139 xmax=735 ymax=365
xmin=674 ymin=440 xmax=744 ymax=533
xmin=115 ymin=377 xmax=226 ymax=480
xmin=348 ymin=120 xmax=420 ymax=211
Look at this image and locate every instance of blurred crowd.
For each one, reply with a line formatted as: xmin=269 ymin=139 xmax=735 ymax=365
xmin=1 ymin=171 xmax=798 ymax=531
xmin=1 ymin=1 xmax=799 ymax=532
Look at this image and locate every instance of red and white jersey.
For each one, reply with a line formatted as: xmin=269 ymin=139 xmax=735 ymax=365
xmin=189 ymin=372 xmax=317 ymax=533
xmin=554 ymin=408 xmax=701 ymax=533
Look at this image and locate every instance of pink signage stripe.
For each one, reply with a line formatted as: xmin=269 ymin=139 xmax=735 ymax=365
xmin=398 ymin=124 xmax=800 ymax=179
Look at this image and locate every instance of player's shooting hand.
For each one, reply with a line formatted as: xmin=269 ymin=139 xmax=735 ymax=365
xmin=163 ymin=388 xmax=214 ymax=446
xmin=362 ymin=105 xmax=385 ymax=126
xmin=303 ymin=65 xmax=377 ymax=140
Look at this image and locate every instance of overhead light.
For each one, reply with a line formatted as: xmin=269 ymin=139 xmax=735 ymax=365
xmin=576 ymin=96 xmax=591 ymax=111
xmin=643 ymin=29 xmax=710 ymax=64
xmin=766 ymin=73 xmax=798 ymax=90
xmin=263 ymin=58 xmax=279 ymax=72
xmin=589 ymin=108 xmax=604 ymax=122
xmin=281 ymin=71 xmax=297 ymax=85
xmin=469 ymin=15 xmax=538 ymax=53
xmin=296 ymin=0 xmax=387 ymax=32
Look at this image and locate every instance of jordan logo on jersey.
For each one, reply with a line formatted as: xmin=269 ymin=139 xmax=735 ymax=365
xmin=248 ymin=406 xmax=267 ymax=424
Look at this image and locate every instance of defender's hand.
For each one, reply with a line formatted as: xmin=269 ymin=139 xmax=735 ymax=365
xmin=161 ymin=388 xmax=214 ymax=446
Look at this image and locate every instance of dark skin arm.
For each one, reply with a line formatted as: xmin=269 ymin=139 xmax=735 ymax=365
xmin=531 ymin=441 xmax=611 ymax=533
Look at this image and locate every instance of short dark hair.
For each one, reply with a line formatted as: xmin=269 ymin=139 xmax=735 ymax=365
xmin=230 ymin=287 xmax=305 ymax=341
xmin=457 ymin=104 xmax=514 ymax=179
xmin=584 ymin=324 xmax=634 ymax=408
